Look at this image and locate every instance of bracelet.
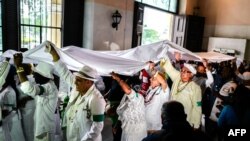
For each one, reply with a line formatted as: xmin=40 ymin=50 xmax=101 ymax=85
xmin=17 ymin=70 xmax=24 ymax=73
xmin=16 ymin=67 xmax=24 ymax=73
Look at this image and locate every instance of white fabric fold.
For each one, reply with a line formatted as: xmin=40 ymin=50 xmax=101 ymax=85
xmin=1 ymin=40 xmax=235 ymax=76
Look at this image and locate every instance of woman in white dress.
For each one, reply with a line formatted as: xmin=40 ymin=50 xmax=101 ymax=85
xmin=111 ymin=72 xmax=147 ymax=141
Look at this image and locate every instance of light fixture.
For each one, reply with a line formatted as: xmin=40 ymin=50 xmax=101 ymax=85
xmin=112 ymin=10 xmax=122 ymax=30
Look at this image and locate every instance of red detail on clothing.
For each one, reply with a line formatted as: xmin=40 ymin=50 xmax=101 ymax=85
xmin=139 ymin=69 xmax=150 ymax=96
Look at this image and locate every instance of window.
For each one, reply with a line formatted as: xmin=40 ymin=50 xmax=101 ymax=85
xmin=0 ymin=0 xmax=2 ymax=54
xmin=142 ymin=7 xmax=173 ymax=45
xmin=132 ymin=1 xmax=175 ymax=47
xmin=20 ymin=0 xmax=62 ymax=49
xmin=135 ymin=0 xmax=178 ymax=13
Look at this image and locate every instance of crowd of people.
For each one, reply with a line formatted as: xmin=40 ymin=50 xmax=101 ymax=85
xmin=0 ymin=44 xmax=250 ymax=141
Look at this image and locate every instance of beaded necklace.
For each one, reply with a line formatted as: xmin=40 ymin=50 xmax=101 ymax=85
xmin=144 ymin=87 xmax=161 ymax=104
xmin=177 ymin=80 xmax=190 ymax=93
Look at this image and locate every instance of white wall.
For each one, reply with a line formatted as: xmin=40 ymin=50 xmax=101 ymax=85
xmin=199 ymin=0 xmax=250 ymax=61
xmin=208 ymin=37 xmax=247 ymax=60
xmin=83 ymin=0 xmax=134 ymax=51
xmin=203 ymin=25 xmax=250 ymax=61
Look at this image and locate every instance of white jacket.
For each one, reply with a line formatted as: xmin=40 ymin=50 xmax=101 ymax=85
xmin=145 ymin=86 xmax=170 ymax=130
xmin=17 ymin=75 xmax=36 ymax=141
xmin=55 ymin=60 xmax=106 ymax=141
xmin=162 ymin=58 xmax=202 ymax=129
xmin=20 ymin=80 xmax=58 ymax=138
xmin=0 ymin=86 xmax=25 ymax=141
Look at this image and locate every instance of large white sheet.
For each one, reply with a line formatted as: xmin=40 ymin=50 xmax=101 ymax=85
xmin=99 ymin=40 xmax=202 ymax=62
xmin=194 ymin=52 xmax=235 ymax=62
xmin=1 ymin=40 xmax=235 ymax=76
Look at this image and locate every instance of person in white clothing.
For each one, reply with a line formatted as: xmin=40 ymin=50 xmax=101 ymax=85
xmin=145 ymin=62 xmax=170 ymax=132
xmin=111 ymin=72 xmax=147 ymax=141
xmin=0 ymin=60 xmax=25 ymax=141
xmin=161 ymin=57 xmax=202 ymax=129
xmin=14 ymin=53 xmax=58 ymax=141
xmin=16 ymin=63 xmax=36 ymax=141
xmin=47 ymin=43 xmax=106 ymax=141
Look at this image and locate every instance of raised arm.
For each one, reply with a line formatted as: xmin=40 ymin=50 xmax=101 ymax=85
xmin=110 ymin=72 xmax=132 ymax=95
xmin=46 ymin=42 xmax=75 ymax=87
xmin=13 ymin=53 xmax=28 ymax=83
xmin=160 ymin=57 xmax=180 ymax=81
xmin=203 ymin=59 xmax=214 ymax=87
xmin=14 ymin=53 xmax=44 ymax=97
xmin=148 ymin=62 xmax=168 ymax=92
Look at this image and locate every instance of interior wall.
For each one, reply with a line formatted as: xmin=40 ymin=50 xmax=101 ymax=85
xmin=185 ymin=0 xmax=198 ymax=15
xmin=178 ymin=0 xmax=187 ymax=14
xmin=198 ymin=0 xmax=250 ymax=60
xmin=83 ymin=0 xmax=134 ymax=50
xmin=83 ymin=0 xmax=250 ymax=61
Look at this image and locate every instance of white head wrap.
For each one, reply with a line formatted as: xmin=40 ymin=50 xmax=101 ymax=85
xmin=183 ymin=63 xmax=197 ymax=74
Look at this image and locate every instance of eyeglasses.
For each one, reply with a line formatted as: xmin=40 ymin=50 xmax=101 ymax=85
xmin=181 ymin=70 xmax=191 ymax=74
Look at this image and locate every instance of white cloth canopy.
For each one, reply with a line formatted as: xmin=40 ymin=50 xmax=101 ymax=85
xmin=194 ymin=52 xmax=235 ymax=62
xmin=0 ymin=40 xmax=236 ymax=76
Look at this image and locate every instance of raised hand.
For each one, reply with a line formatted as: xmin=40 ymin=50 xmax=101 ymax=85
xmin=13 ymin=53 xmax=23 ymax=67
xmin=45 ymin=41 xmax=60 ymax=61
xmin=160 ymin=58 xmax=167 ymax=69
xmin=147 ymin=61 xmax=155 ymax=72
xmin=110 ymin=72 xmax=131 ymax=94
xmin=202 ymin=59 xmax=208 ymax=68
xmin=174 ymin=51 xmax=181 ymax=61
xmin=110 ymin=72 xmax=120 ymax=81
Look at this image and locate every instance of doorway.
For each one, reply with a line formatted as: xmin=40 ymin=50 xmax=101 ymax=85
xmin=141 ymin=6 xmax=173 ymax=45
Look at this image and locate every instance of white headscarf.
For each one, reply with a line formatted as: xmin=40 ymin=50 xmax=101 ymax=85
xmin=183 ymin=63 xmax=197 ymax=74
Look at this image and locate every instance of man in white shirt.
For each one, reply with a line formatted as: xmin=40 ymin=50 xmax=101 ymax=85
xmin=47 ymin=42 xmax=106 ymax=141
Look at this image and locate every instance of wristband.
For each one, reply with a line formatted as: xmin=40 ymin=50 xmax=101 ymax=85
xmin=16 ymin=67 xmax=24 ymax=73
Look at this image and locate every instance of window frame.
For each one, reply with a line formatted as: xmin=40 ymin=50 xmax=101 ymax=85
xmin=19 ymin=0 xmax=63 ymax=49
xmin=135 ymin=0 xmax=179 ymax=14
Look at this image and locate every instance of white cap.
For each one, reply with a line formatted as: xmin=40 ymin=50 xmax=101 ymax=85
xmin=219 ymin=81 xmax=237 ymax=97
xmin=183 ymin=63 xmax=197 ymax=74
xmin=33 ymin=61 xmax=54 ymax=79
xmin=73 ymin=65 xmax=98 ymax=82
xmin=0 ymin=61 xmax=10 ymax=89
